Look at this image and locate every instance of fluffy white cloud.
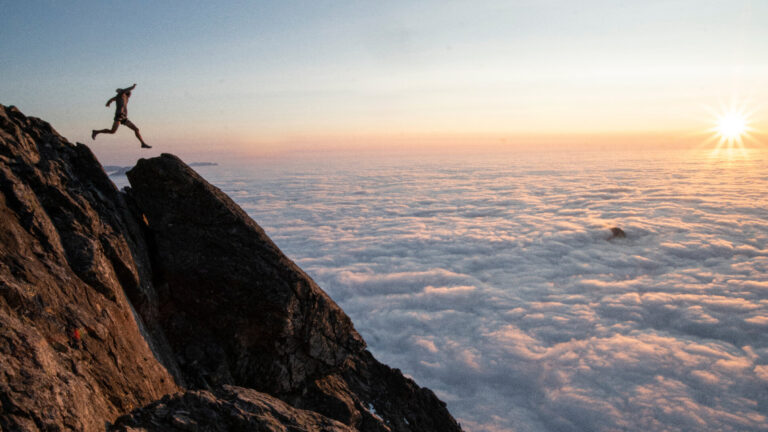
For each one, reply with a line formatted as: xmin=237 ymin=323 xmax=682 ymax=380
xmin=131 ymin=151 xmax=768 ymax=431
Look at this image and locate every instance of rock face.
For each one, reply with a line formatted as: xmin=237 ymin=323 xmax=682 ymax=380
xmin=0 ymin=104 xmax=179 ymax=431
xmin=126 ymin=154 xmax=365 ymax=393
xmin=0 ymin=104 xmax=462 ymax=432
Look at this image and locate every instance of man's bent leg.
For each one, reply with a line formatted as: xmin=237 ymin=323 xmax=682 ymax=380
xmin=92 ymin=121 xmax=120 ymax=139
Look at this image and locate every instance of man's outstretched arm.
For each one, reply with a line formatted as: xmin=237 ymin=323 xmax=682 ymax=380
xmin=105 ymin=96 xmax=117 ymax=107
xmin=121 ymin=83 xmax=137 ymax=92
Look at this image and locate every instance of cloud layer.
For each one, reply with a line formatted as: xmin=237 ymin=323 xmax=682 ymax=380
xmin=190 ymin=151 xmax=768 ymax=431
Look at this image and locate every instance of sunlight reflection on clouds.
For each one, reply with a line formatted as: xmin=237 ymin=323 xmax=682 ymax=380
xmin=210 ymin=150 xmax=768 ymax=432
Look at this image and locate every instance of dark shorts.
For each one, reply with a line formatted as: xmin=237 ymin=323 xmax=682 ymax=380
xmin=114 ymin=114 xmax=134 ymax=127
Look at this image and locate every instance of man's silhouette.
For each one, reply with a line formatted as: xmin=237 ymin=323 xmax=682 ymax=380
xmin=92 ymin=84 xmax=151 ymax=148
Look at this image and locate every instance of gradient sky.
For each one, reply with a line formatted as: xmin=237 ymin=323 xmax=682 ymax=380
xmin=1 ymin=1 xmax=767 ymax=162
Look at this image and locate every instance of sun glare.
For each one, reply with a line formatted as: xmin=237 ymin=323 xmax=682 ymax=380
xmin=716 ymin=112 xmax=747 ymax=140
xmin=703 ymin=104 xmax=758 ymax=159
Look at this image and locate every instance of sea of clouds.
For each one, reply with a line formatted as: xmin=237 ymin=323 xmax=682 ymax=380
xmin=164 ymin=149 xmax=768 ymax=431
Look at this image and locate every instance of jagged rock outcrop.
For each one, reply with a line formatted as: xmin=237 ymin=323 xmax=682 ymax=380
xmin=0 ymin=104 xmax=179 ymax=431
xmin=0 ymin=104 xmax=462 ymax=432
xmin=126 ymin=154 xmax=366 ymax=393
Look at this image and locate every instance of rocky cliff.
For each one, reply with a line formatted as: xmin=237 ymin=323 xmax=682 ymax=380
xmin=0 ymin=104 xmax=463 ymax=432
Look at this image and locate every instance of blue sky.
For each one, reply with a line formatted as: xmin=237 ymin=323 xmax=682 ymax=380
xmin=2 ymin=1 xmax=767 ymax=162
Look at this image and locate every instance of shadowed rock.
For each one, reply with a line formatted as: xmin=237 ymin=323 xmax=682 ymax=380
xmin=111 ymin=385 xmax=355 ymax=432
xmin=609 ymin=227 xmax=626 ymax=239
xmin=126 ymin=153 xmax=366 ymax=393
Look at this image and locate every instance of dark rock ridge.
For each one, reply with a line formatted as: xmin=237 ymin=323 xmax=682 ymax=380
xmin=111 ymin=385 xmax=355 ymax=432
xmin=0 ymin=104 xmax=462 ymax=432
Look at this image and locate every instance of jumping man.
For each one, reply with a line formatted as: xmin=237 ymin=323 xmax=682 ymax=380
xmin=92 ymin=84 xmax=151 ymax=148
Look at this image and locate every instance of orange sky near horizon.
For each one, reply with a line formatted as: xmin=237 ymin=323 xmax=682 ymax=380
xmin=1 ymin=1 xmax=767 ymax=163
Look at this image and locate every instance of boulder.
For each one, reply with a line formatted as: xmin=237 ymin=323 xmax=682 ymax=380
xmin=609 ymin=227 xmax=626 ymax=239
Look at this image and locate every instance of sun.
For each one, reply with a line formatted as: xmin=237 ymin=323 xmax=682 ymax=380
xmin=702 ymin=104 xmax=758 ymax=158
xmin=716 ymin=112 xmax=747 ymax=140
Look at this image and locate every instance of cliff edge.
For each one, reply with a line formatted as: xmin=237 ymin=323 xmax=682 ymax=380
xmin=0 ymin=104 xmax=462 ymax=432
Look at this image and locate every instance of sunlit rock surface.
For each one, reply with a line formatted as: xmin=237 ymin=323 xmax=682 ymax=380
xmin=0 ymin=104 xmax=178 ymax=430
